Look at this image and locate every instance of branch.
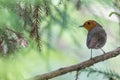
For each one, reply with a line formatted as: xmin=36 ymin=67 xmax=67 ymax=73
xmin=29 ymin=47 xmax=120 ymax=80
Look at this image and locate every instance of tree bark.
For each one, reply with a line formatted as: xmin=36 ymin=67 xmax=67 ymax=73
xmin=29 ymin=47 xmax=120 ymax=80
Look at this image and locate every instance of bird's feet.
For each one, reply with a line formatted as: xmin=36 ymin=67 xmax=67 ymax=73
xmin=100 ymin=48 xmax=106 ymax=54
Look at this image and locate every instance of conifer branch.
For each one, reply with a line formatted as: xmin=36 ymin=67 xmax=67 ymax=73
xmin=29 ymin=47 xmax=120 ymax=80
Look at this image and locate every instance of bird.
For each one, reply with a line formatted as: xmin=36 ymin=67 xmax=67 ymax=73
xmin=79 ymin=20 xmax=107 ymax=59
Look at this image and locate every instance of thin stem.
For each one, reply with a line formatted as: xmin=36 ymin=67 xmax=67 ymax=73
xmin=75 ymin=70 xmax=79 ymax=80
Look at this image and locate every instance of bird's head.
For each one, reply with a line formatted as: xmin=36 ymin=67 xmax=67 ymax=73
xmin=80 ymin=20 xmax=101 ymax=31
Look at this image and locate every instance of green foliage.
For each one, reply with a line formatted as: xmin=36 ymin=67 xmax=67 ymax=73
xmin=80 ymin=68 xmax=120 ymax=80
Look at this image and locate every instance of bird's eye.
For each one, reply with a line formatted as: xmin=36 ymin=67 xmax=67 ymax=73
xmin=87 ymin=22 xmax=90 ymax=25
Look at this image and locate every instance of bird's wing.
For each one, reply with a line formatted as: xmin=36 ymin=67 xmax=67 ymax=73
xmin=87 ymin=34 xmax=98 ymax=48
xmin=87 ymin=27 xmax=106 ymax=49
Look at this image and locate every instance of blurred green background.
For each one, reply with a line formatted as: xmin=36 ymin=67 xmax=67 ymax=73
xmin=0 ymin=0 xmax=119 ymax=80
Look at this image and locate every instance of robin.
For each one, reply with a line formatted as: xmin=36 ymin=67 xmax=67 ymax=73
xmin=79 ymin=20 xmax=107 ymax=59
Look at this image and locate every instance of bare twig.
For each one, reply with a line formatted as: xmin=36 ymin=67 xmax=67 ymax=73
xmin=75 ymin=70 xmax=79 ymax=80
xmin=29 ymin=47 xmax=120 ymax=80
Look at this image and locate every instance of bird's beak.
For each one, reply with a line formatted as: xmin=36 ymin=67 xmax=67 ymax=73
xmin=79 ymin=25 xmax=84 ymax=27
